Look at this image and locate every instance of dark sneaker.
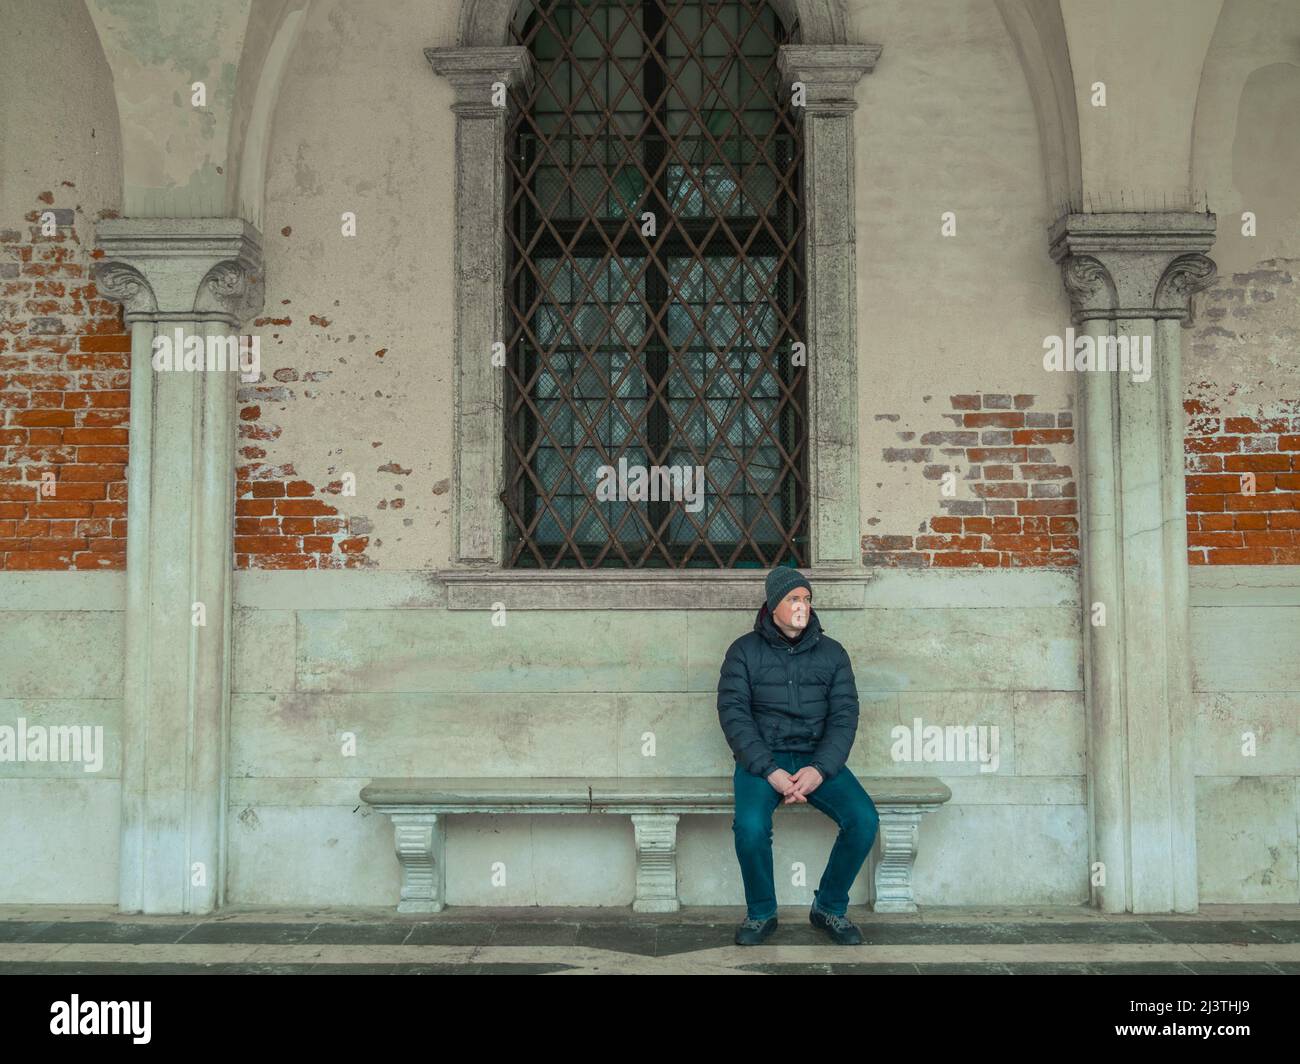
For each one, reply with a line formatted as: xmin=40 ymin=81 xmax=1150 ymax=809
xmin=734 ymin=914 xmax=778 ymax=945
xmin=809 ymin=904 xmax=863 ymax=944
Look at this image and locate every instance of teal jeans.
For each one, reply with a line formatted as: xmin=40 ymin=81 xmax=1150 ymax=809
xmin=731 ymin=750 xmax=879 ymax=919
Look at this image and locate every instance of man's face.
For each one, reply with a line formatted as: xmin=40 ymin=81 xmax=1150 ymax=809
xmin=773 ymin=587 xmax=811 ymax=630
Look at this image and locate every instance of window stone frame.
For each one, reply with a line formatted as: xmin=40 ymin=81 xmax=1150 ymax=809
xmin=427 ymin=1 xmax=879 ymax=607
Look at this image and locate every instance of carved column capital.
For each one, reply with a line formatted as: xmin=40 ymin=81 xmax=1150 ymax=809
xmin=196 ymin=259 xmax=265 ymax=322
xmin=425 ymin=45 xmax=535 ymax=117
xmin=93 ymin=261 xmax=158 ymax=321
xmin=93 ymin=218 xmax=264 ymax=325
xmin=1048 ymin=211 xmax=1217 ymax=323
xmin=1058 ymin=254 xmax=1115 ymax=319
xmin=777 ymin=44 xmax=880 ymax=116
xmin=1155 ymin=252 xmax=1218 ymax=313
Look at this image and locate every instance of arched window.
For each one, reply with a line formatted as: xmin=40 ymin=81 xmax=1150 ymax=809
xmin=503 ymin=0 xmax=806 ymax=567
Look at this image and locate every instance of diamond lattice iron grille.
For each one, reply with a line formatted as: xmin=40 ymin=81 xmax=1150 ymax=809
xmin=503 ymin=0 xmax=807 ymax=568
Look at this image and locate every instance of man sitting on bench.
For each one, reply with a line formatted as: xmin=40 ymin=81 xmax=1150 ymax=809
xmin=717 ymin=564 xmax=880 ymax=945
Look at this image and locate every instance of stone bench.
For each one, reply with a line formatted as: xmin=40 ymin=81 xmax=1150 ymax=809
xmin=360 ymin=776 xmax=951 ymax=915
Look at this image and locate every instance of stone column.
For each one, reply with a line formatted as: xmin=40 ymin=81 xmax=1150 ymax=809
xmin=1049 ymin=212 xmax=1216 ymax=913
xmin=425 ymin=47 xmax=534 ymax=567
xmin=95 ymin=219 xmax=263 ymax=914
xmin=776 ymin=45 xmax=879 ymax=568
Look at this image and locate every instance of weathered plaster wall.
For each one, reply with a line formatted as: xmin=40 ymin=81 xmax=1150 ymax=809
xmin=847 ymin=0 xmax=1072 ymax=559
xmin=0 ymin=1 xmax=123 ymax=217
xmin=0 ymin=574 xmax=124 ymax=904
xmin=1060 ymin=0 xmax=1223 ymax=208
xmin=0 ymin=2 xmax=125 ymax=901
xmin=1 ymin=0 xmax=1296 ymax=911
xmin=84 ymin=0 xmax=252 ymax=217
xmin=1184 ymin=0 xmax=1300 ymax=564
xmin=1190 ymin=568 xmax=1300 ymax=902
xmin=0 ymin=2 xmax=130 ymax=572
xmin=222 ymin=564 xmax=1298 ymax=908
xmin=242 ymin=0 xmax=459 ymax=569
xmin=245 ymin=0 xmax=1069 ymax=570
xmin=227 ymin=568 xmax=1089 ymax=907
xmin=1180 ymin=0 xmax=1300 ymax=901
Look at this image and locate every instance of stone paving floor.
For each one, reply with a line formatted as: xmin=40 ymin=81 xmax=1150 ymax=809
xmin=1 ymin=903 xmax=1296 ymax=975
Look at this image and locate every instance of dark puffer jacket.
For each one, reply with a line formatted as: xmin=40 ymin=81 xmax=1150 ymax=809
xmin=716 ymin=601 xmax=859 ymax=782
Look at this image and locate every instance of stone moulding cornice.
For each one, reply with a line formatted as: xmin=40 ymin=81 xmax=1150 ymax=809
xmin=776 ymin=44 xmax=881 ymax=115
xmin=94 ymin=218 xmax=265 ymax=325
xmin=439 ymin=566 xmax=873 ymax=610
xmin=1048 ymin=211 xmax=1217 ymax=323
xmin=425 ymin=46 xmax=535 ymax=115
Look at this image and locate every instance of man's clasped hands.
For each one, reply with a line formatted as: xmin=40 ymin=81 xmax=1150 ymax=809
xmin=767 ymin=765 xmax=823 ymax=804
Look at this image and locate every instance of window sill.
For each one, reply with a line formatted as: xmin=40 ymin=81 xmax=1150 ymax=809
xmin=440 ymin=567 xmax=870 ymax=609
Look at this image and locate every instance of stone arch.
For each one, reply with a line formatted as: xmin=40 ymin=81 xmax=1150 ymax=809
xmin=229 ymin=0 xmax=312 ymax=230
xmin=457 ymin=0 xmax=848 ymax=47
xmin=993 ymin=0 xmax=1082 ymax=216
xmin=81 ymin=0 xmax=311 ymax=221
xmin=1190 ymin=0 xmax=1300 ymax=273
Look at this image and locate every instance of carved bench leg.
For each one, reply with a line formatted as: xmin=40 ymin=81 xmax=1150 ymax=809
xmin=631 ymin=813 xmax=680 ymax=913
xmin=389 ymin=812 xmax=446 ymax=913
xmin=872 ymin=805 xmax=931 ymax=913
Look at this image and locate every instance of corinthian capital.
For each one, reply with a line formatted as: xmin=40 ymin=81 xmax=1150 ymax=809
xmin=1048 ymin=212 xmax=1217 ymax=323
xmin=94 ymin=218 xmax=264 ymax=326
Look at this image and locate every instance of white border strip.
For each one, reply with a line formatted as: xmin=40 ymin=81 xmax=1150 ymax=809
xmin=5 ymin=565 xmax=1294 ymax=613
xmin=0 ymin=573 xmax=126 ymax=611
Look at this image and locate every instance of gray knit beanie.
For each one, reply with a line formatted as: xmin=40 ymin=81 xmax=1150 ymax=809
xmin=765 ymin=565 xmax=812 ymax=613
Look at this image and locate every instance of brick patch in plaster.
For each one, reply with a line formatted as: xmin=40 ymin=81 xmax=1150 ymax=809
xmin=1184 ymin=397 xmax=1300 ymax=564
xmin=0 ymin=189 xmax=130 ymax=570
xmin=863 ymin=393 xmax=1078 ymax=568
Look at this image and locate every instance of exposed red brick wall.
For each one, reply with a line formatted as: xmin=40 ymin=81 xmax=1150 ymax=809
xmin=235 ymin=312 xmax=372 ymax=569
xmin=863 ymin=393 xmax=1078 ymax=568
xmin=1185 ymin=398 xmax=1300 ymax=564
xmin=9 ymin=196 xmax=1291 ymax=576
xmin=0 ymin=189 xmax=130 ymax=570
xmin=1184 ymin=259 xmax=1300 ymax=564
